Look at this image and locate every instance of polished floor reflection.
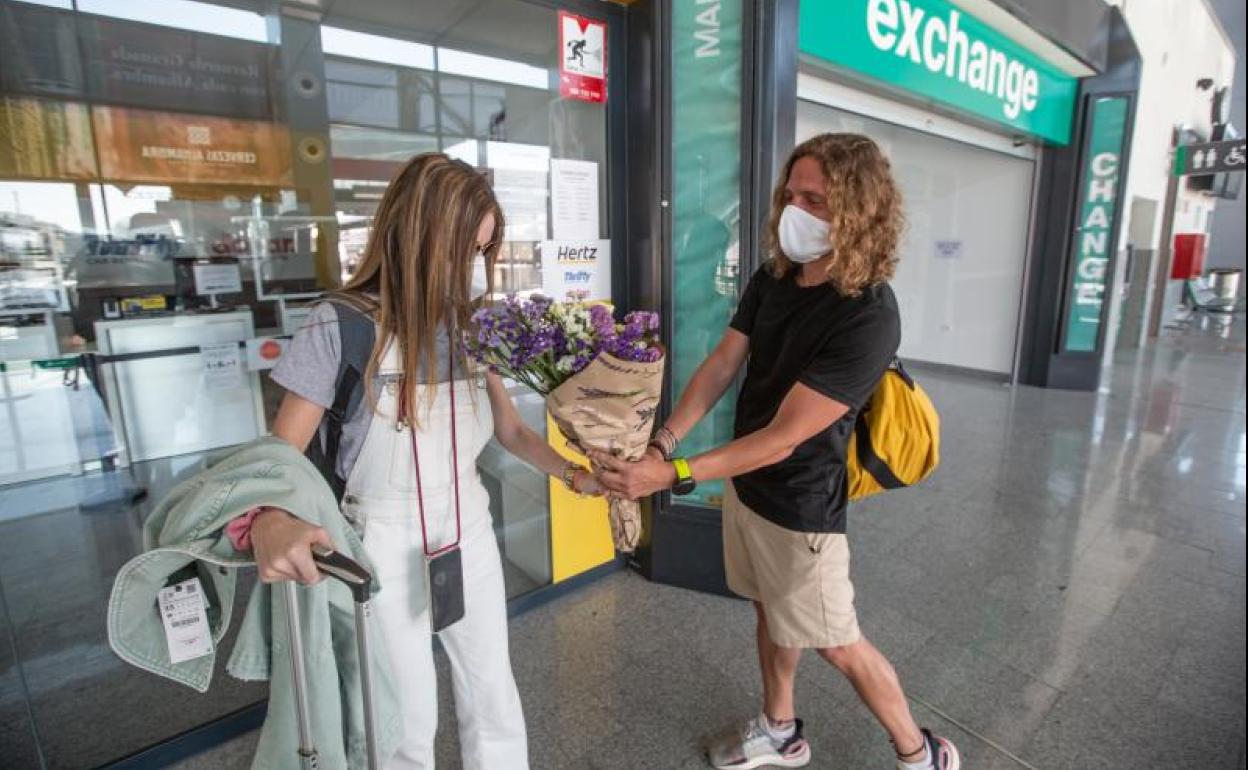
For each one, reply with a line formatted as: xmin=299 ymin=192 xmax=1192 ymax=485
xmin=6 ymin=317 xmax=1245 ymax=769
xmin=0 ymin=436 xmax=554 ymax=768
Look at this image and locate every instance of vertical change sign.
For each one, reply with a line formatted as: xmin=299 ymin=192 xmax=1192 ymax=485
xmin=1064 ymin=96 xmax=1128 ymax=353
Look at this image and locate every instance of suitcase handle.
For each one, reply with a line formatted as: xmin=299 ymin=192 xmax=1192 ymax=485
xmin=311 ymin=545 xmax=372 ymax=603
xmin=285 ymin=546 xmax=381 ymax=770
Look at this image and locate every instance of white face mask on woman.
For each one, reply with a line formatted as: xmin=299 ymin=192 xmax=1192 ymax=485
xmin=469 ymin=252 xmax=490 ymax=300
xmin=778 ymin=204 xmax=832 ymax=263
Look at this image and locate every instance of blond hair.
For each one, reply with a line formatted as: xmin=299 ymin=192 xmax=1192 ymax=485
xmin=337 ymin=153 xmax=503 ymax=423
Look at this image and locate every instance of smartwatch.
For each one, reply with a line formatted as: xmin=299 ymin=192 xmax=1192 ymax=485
xmin=671 ymin=458 xmax=697 ymax=496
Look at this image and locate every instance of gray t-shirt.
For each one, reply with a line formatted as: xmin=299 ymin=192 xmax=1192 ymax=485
xmin=270 ymin=301 xmax=455 ymax=481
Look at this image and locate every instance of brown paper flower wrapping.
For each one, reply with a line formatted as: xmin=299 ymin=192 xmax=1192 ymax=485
xmin=546 ymin=352 xmax=665 ymax=552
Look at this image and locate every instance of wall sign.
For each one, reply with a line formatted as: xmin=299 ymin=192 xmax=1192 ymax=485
xmin=559 ymin=11 xmax=606 ymax=103
xmin=0 ymin=4 xmax=272 ymax=120
xmin=1172 ymin=138 xmax=1246 ymax=176
xmin=799 ymin=0 xmax=1079 ymax=144
xmin=93 ymin=105 xmax=292 ymax=185
xmin=540 ymin=239 xmax=611 ymax=301
xmin=1064 ymin=96 xmax=1128 ymax=354
xmin=933 ymin=239 xmax=963 ymax=259
xmin=193 ymin=262 xmax=243 ymax=296
xmin=80 ymin=16 xmax=272 ymax=120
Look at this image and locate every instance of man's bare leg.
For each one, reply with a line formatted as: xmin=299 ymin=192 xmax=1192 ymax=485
xmin=754 ymin=602 xmax=801 ymax=722
xmin=817 ymin=638 xmax=925 ymax=761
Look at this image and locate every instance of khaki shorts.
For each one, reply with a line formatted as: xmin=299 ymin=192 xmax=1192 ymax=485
xmin=723 ymin=482 xmax=861 ymax=649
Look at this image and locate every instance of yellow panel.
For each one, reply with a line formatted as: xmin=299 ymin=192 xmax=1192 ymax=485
xmin=547 ymin=414 xmax=615 ymax=582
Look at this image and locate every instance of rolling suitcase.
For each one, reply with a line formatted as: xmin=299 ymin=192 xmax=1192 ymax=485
xmin=283 ymin=545 xmax=382 ymax=770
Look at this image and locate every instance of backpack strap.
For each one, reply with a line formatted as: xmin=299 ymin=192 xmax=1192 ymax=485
xmin=854 ymin=416 xmax=906 ymax=491
xmin=305 ymin=299 xmax=375 ymax=502
xmin=854 ymin=367 xmax=909 ymax=492
xmin=891 ymin=357 xmax=915 ymax=389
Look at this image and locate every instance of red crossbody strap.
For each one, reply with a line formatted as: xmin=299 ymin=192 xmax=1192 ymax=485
xmin=398 ymin=352 xmax=463 ymax=558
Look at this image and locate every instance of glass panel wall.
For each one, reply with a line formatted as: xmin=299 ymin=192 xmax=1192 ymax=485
xmin=0 ymin=0 xmax=614 ymax=765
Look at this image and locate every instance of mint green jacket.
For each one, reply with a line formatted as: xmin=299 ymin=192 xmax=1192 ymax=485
xmin=107 ymin=437 xmax=402 ymax=769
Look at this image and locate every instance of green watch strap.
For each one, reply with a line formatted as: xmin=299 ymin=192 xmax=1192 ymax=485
xmin=672 ymin=457 xmax=692 ymax=482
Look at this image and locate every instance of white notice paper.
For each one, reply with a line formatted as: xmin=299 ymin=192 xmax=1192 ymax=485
xmin=550 ymin=159 xmax=600 ymax=240
xmin=158 ymin=578 xmax=213 ymax=664
xmin=934 ymin=240 xmax=963 ymax=260
xmin=540 ymin=239 xmax=611 ymax=302
xmin=192 ymin=262 xmax=243 ymax=295
xmin=202 ymin=343 xmax=244 ymax=390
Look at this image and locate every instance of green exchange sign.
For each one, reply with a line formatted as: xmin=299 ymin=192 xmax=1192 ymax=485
xmin=799 ymin=0 xmax=1080 ymax=144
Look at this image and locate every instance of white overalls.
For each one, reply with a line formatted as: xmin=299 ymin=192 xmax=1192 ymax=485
xmin=341 ymin=346 xmax=528 ymax=770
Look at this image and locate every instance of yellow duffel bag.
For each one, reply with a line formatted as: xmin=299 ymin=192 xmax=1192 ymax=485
xmin=847 ymin=359 xmax=940 ymax=501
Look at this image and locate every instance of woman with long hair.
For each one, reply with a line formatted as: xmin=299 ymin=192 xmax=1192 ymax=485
xmin=233 ymin=153 xmax=600 ymax=769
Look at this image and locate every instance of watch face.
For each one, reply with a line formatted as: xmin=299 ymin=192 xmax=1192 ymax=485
xmin=673 ymin=478 xmax=697 ymax=496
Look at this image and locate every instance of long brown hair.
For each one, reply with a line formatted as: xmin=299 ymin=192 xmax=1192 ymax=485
xmin=337 ymin=152 xmax=503 ymax=422
xmin=766 ymin=133 xmax=903 ymax=297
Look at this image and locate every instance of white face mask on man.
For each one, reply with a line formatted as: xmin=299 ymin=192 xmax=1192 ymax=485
xmin=778 ymin=204 xmax=832 ymax=264
xmin=469 ymin=252 xmax=490 ymax=300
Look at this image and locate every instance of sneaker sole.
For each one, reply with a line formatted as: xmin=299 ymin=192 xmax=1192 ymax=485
xmin=941 ymin=738 xmax=962 ymax=770
xmin=709 ymin=743 xmax=812 ymax=770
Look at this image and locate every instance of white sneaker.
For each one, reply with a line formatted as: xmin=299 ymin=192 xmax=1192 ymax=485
xmin=897 ymin=728 xmax=961 ymax=770
xmin=706 ymin=716 xmax=811 ymax=769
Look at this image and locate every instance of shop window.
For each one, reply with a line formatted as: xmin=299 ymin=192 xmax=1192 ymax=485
xmin=1 ymin=1 xmax=616 ymax=763
xmin=76 ymin=0 xmax=268 ymax=42
xmin=438 ymin=46 xmax=549 ymax=90
xmin=326 ymin=59 xmax=402 ymax=129
xmin=438 ymin=76 xmax=475 ymax=136
xmin=321 ymin=24 xmax=435 ymax=70
xmin=330 ymin=124 xmax=439 ymax=161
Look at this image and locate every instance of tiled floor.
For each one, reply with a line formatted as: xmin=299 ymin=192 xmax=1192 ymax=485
xmin=5 ymin=317 xmax=1246 ymax=769
xmin=170 ymin=318 xmax=1246 ymax=769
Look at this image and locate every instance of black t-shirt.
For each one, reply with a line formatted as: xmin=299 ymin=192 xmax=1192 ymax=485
xmin=729 ymin=264 xmax=900 ymax=533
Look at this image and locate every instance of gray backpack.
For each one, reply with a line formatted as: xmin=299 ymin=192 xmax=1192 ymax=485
xmin=304 ymin=300 xmax=376 ymax=502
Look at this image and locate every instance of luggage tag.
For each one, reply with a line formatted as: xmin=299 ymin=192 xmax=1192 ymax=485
xmin=158 ymin=577 xmax=213 ymax=664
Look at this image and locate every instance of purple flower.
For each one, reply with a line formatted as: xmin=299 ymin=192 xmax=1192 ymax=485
xmin=464 ymin=296 xmax=662 ymax=393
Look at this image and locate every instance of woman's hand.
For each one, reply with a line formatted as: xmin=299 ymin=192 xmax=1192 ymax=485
xmin=571 ymin=467 xmax=605 ymax=497
xmin=588 ymin=450 xmax=677 ymax=501
xmin=250 ymin=508 xmax=335 ymax=585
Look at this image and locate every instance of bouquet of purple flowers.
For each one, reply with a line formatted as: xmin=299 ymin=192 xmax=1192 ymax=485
xmin=465 ymin=296 xmax=665 ymax=552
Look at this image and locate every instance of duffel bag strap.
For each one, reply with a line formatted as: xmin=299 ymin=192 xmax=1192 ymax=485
xmin=854 ymin=416 xmax=906 ymax=491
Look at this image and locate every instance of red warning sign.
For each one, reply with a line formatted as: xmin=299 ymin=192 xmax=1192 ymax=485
xmin=245 ymin=336 xmax=289 ymax=371
xmin=559 ymin=11 xmax=606 ymax=104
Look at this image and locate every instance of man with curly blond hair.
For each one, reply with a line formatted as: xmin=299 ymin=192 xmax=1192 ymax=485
xmin=594 ymin=134 xmax=960 ymax=770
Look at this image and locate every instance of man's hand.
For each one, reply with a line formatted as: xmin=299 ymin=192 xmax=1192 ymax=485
xmin=589 ymin=450 xmax=677 ymax=501
xmin=571 ymin=467 xmax=605 ymax=497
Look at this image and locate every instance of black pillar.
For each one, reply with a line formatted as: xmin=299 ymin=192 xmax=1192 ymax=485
xmin=1018 ymin=9 xmax=1141 ymax=390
